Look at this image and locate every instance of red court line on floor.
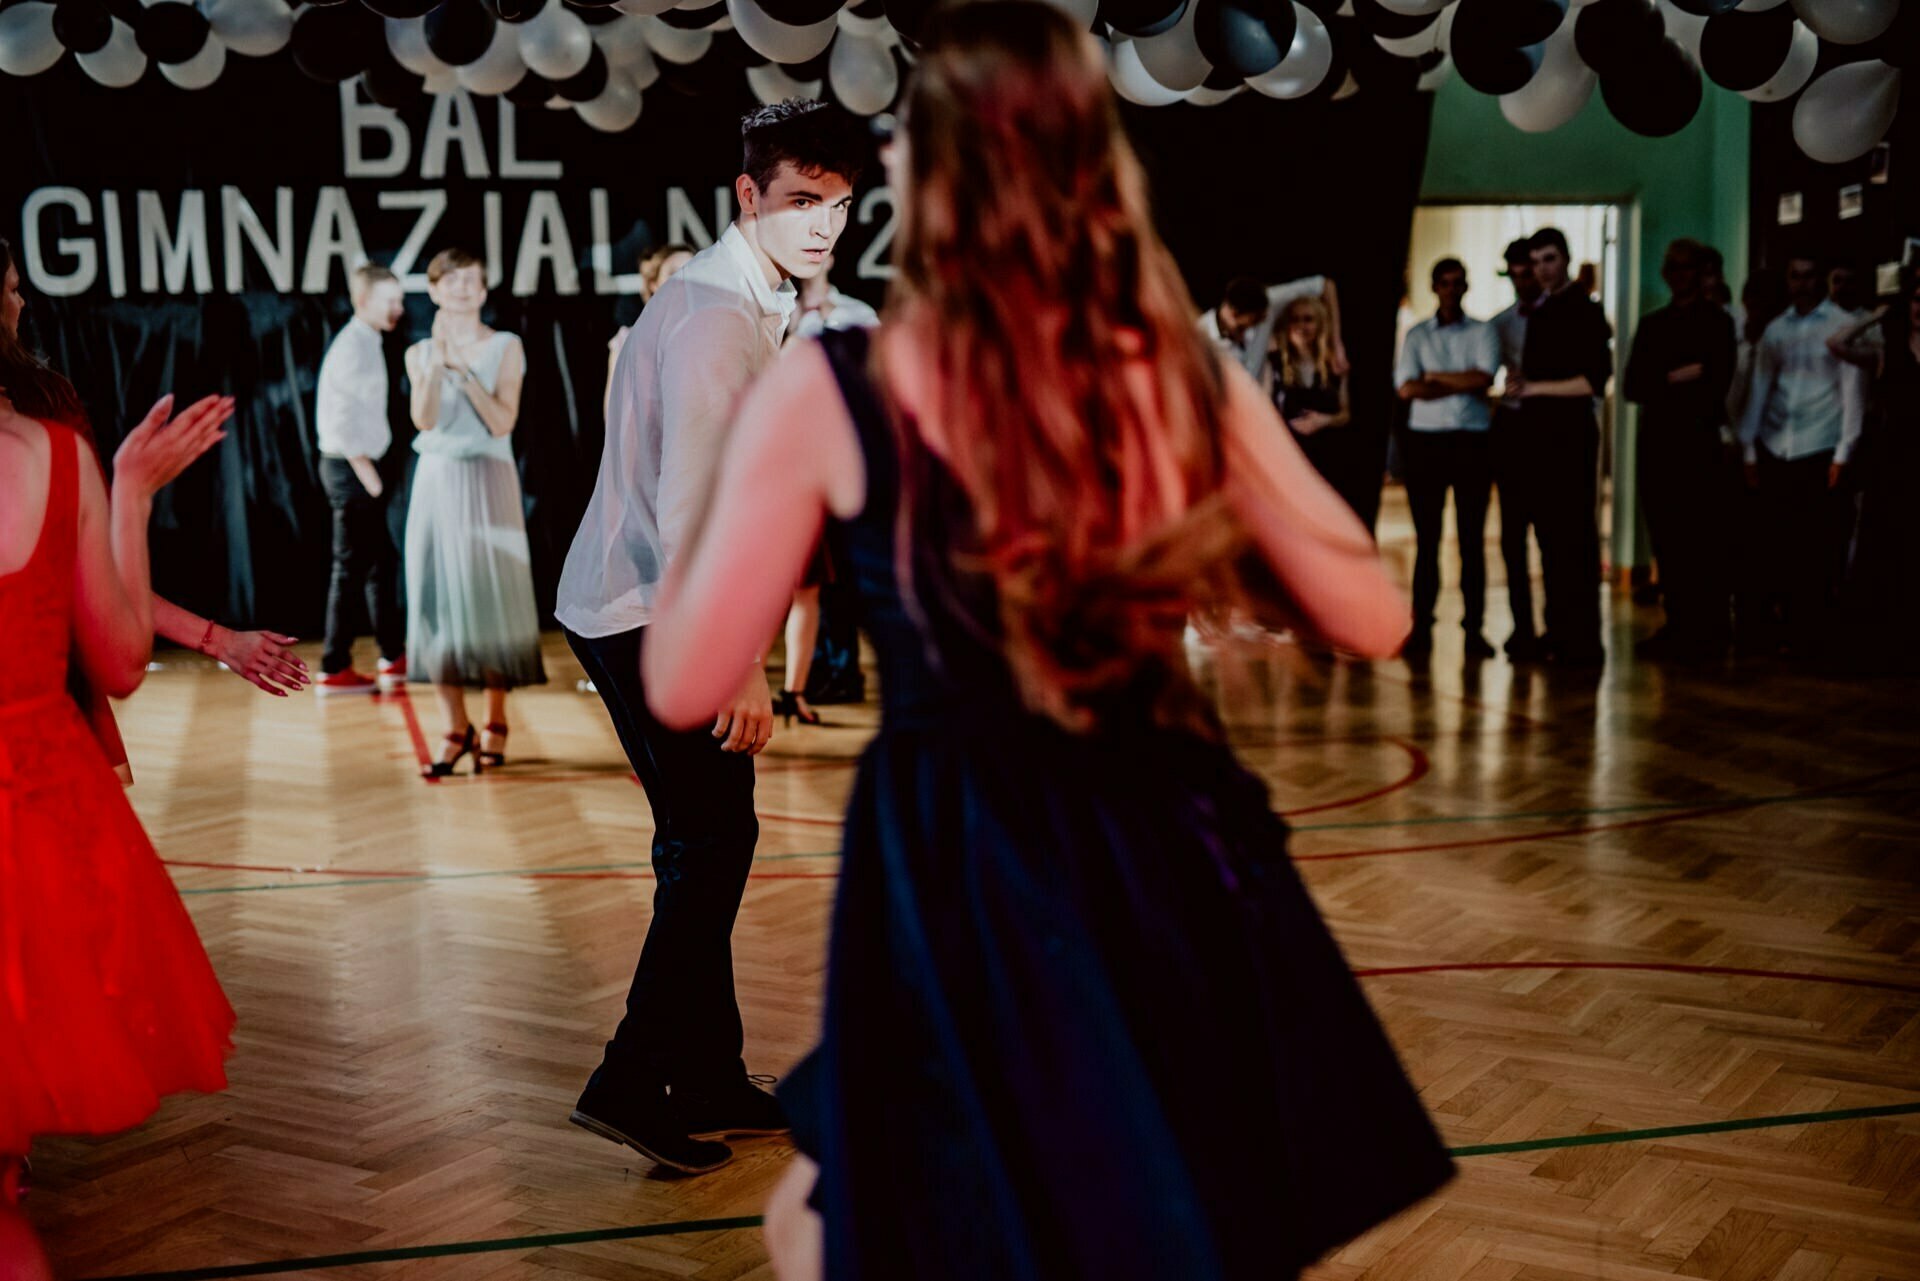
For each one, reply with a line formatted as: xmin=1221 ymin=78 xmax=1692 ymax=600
xmin=1351 ymin=960 xmax=1920 ymax=996
xmin=387 ymin=690 xmax=438 ymax=784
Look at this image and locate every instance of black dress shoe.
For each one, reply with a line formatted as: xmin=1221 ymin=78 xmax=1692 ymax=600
xmin=677 ymin=1074 xmax=791 ymax=1141
xmin=570 ymin=1071 xmax=733 ymax=1174
xmin=1401 ymin=629 xmax=1433 ymax=665
xmin=1464 ymin=632 xmax=1497 ymax=660
xmin=1505 ymin=632 xmax=1545 ymax=662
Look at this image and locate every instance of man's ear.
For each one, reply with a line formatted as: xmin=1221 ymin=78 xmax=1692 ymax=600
xmin=735 ymin=173 xmax=758 ymax=217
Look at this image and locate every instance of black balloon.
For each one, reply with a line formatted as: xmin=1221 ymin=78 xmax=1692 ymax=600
xmin=783 ymin=46 xmax=830 ymax=77
xmin=1699 ymin=6 xmax=1793 ymax=90
xmin=877 ymin=0 xmax=931 ymax=39
xmin=52 ymin=0 xmax=112 ymax=55
xmin=566 ymin=0 xmax=624 ymax=7
xmin=1665 ymin=0 xmax=1738 ymax=17
xmin=657 ymin=48 xmax=734 ymax=94
xmin=756 ymin=0 xmax=843 ymax=24
xmin=1098 ymin=0 xmax=1187 ymax=37
xmin=567 ymin=2 xmax=622 ymax=22
xmin=1574 ymin=0 xmax=1662 ymax=75
xmin=103 ymin=0 xmax=143 ymax=26
xmin=1343 ymin=11 xmax=1423 ymax=90
xmin=1194 ymin=0 xmax=1294 ymax=76
xmin=1453 ymin=0 xmax=1566 ymax=48
xmin=504 ymin=69 xmax=556 ymax=101
xmin=362 ymin=0 xmax=443 ymax=17
xmin=1293 ymin=0 xmax=1339 ymax=18
xmin=657 ymin=0 xmax=725 ymax=27
xmin=1600 ymin=34 xmax=1700 ymax=135
xmin=302 ymin=0 xmax=352 ymax=8
xmin=553 ymin=41 xmax=607 ymax=97
xmin=489 ymin=0 xmax=545 ymax=18
xmin=290 ymin=0 xmax=379 ymax=79
xmin=133 ymin=0 xmax=208 ymax=61
xmin=424 ymin=0 xmax=496 ymax=64
xmin=362 ymin=52 xmax=426 ymax=104
xmin=1350 ymin=0 xmax=1436 ymax=40
xmin=850 ymin=0 xmax=885 ymax=15
xmin=708 ymin=28 xmax=768 ymax=66
xmin=1450 ymin=0 xmax=1547 ymax=93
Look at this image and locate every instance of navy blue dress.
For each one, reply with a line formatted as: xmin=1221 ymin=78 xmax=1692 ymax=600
xmin=782 ymin=329 xmax=1453 ymax=1279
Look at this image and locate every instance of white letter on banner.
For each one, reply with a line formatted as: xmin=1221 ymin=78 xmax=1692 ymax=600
xmin=137 ymin=190 xmax=213 ymax=295
xmin=512 ymin=191 xmax=579 ymax=296
xmin=222 ymin=187 xmax=296 ymax=293
xmin=379 ymin=190 xmax=448 ymax=292
xmin=422 ymin=90 xmax=490 ymax=180
xmin=664 ymin=187 xmax=715 ymax=249
xmin=484 ymin=191 xmax=504 ymax=288
xmin=342 ymin=82 xmax=411 ymax=179
xmin=100 ymin=191 xmax=127 ymax=298
xmin=21 ymin=187 xmax=97 ymax=298
xmin=499 ymin=101 xmax=561 ymax=180
xmin=303 ymin=186 xmax=368 ymax=294
xmin=590 ymin=189 xmax=642 ymax=296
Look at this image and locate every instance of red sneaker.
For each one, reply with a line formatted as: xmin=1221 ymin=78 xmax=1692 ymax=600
xmin=377 ymin=656 xmax=408 ymax=691
xmin=315 ymin=669 xmax=378 ymax=696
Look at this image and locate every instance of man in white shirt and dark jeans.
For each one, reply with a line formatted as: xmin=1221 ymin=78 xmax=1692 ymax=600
xmin=1395 ymin=257 xmax=1502 ymax=662
xmin=1738 ymin=252 xmax=1867 ymax=658
xmin=315 ymin=263 xmax=407 ymax=695
xmin=555 ymin=100 xmax=864 ymax=1175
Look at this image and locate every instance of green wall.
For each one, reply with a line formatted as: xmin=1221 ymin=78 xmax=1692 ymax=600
xmin=1418 ymin=73 xmax=1751 ymax=570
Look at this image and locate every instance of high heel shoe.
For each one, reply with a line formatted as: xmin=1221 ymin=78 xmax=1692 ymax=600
xmin=772 ymin=690 xmax=823 ymax=727
xmin=478 ymin=722 xmax=509 ymax=769
xmin=424 ymin=725 xmax=480 ymax=778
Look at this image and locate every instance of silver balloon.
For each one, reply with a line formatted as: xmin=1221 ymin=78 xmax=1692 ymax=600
xmin=1657 ymin=0 xmax=1707 ymax=61
xmin=1375 ymin=13 xmax=1442 ymax=55
xmin=1737 ymin=0 xmax=1789 ymax=9
xmin=1740 ymin=17 xmax=1815 ymax=99
xmin=727 ymin=0 xmax=837 ymax=64
xmin=460 ymin=21 xmax=528 ymax=92
xmin=160 ymin=33 xmax=227 ymax=87
xmin=78 ymin=17 xmax=148 ymax=86
xmin=828 ymin=29 xmax=897 ymax=114
xmin=747 ymin=59 xmax=822 ymax=103
xmin=1246 ymin=3 xmax=1331 ymax=98
xmin=1499 ymin=13 xmax=1593 ymax=130
xmin=1376 ymin=0 xmax=1454 ymax=14
xmin=836 ymin=5 xmax=891 ymax=35
xmin=203 ymin=0 xmax=291 ymax=56
xmin=641 ymin=14 xmax=713 ymax=61
xmin=577 ymin=74 xmax=643 ymax=130
xmin=1789 ymin=0 xmax=1897 ymax=41
xmin=1792 ymin=59 xmax=1900 ymax=161
xmin=1135 ymin=0 xmax=1210 ymax=91
xmin=594 ymin=14 xmax=653 ymax=68
xmin=386 ymin=15 xmax=446 ymax=75
xmin=423 ymin=63 xmax=460 ymax=92
xmin=614 ymin=0 xmax=681 ymax=14
xmin=1108 ymin=35 xmax=1187 ymax=104
xmin=1186 ymin=81 xmax=1246 ymax=104
xmin=0 ymin=2 xmax=63 ymax=77
xmin=519 ymin=2 xmax=593 ymax=78
xmin=1418 ymin=50 xmax=1454 ymax=87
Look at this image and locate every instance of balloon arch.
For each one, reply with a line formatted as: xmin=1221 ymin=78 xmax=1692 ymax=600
xmin=0 ymin=0 xmax=1907 ymax=161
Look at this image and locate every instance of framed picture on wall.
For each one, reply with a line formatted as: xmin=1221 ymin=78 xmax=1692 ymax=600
xmin=1868 ymin=143 xmax=1891 ymax=186
xmin=1778 ymin=191 xmax=1803 ymax=226
xmin=1838 ymin=185 xmax=1865 ymax=220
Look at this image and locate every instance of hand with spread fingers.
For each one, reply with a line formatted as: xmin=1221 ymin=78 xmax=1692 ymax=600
xmin=111 ymin=394 xmax=233 ymax=497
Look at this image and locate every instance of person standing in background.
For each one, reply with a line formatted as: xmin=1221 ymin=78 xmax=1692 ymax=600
xmin=1269 ymin=294 xmax=1353 ymax=512
xmin=606 ymin=244 xmax=698 ymax=418
xmin=314 ymin=264 xmax=409 ymax=696
xmin=1201 ymin=274 xmax=1348 ymax=385
xmin=1623 ymin=239 xmax=1737 ymax=662
xmin=1489 ymin=238 xmax=1545 ymax=660
xmin=1394 ymin=257 xmax=1502 ymax=663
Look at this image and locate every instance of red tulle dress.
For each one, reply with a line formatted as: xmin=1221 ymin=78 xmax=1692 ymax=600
xmin=0 ymin=424 xmax=234 ymax=1156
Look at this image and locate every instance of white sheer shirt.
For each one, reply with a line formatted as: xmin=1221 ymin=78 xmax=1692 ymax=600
xmin=556 ymin=225 xmax=797 ymax=638
xmin=315 ymin=317 xmax=391 ymax=460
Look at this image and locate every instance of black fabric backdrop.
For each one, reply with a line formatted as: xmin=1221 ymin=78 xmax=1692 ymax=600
xmin=4 ymin=57 xmax=1430 ymax=636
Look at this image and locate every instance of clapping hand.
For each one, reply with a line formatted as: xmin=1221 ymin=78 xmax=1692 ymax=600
xmin=112 ymin=395 xmax=233 ymax=497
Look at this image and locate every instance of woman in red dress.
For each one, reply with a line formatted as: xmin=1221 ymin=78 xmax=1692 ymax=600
xmin=0 ymin=369 xmax=237 ymax=1264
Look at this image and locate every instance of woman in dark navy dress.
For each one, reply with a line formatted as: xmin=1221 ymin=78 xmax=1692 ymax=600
xmin=639 ymin=7 xmax=1451 ymax=1277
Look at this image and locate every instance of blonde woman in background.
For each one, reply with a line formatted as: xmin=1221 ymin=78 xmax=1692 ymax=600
xmin=1268 ymin=294 xmax=1353 ymax=506
xmin=605 ymin=244 xmax=698 ymax=418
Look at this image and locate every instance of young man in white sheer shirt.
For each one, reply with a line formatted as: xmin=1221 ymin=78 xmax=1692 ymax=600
xmin=556 ymin=100 xmax=865 ymax=1175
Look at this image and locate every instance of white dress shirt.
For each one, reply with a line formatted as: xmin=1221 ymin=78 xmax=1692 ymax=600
xmin=791 ymin=288 xmax=880 ymax=340
xmin=1489 ymin=299 xmax=1529 ymax=383
xmin=1737 ymin=299 xmax=1867 ymax=464
xmin=315 ymin=317 xmax=391 ymax=460
xmin=556 ymin=224 xmax=797 ymax=638
xmin=1394 ymin=313 xmax=1501 ymax=431
xmin=1196 ymin=275 xmax=1326 ymax=382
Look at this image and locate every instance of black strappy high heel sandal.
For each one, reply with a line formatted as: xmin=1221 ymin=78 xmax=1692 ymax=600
xmin=478 ymin=722 xmax=509 ymax=769
xmin=424 ymin=725 xmax=480 ymax=778
xmin=772 ymin=690 xmax=823 ymax=727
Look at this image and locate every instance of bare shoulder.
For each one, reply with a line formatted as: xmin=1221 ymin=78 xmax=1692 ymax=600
xmin=736 ymin=339 xmax=865 ymax=519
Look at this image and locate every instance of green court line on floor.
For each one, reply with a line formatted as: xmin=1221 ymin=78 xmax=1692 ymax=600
xmin=88 ymin=1101 xmax=1920 ymax=1280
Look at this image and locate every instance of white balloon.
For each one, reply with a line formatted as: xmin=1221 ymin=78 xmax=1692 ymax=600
xmin=727 ymin=0 xmax=837 ymax=63
xmin=641 ymin=14 xmax=713 ymax=61
xmin=1185 ymin=81 xmax=1246 ymax=104
xmin=595 ymin=15 xmax=655 ymax=74
xmin=460 ymin=21 xmax=528 ymax=92
xmin=1108 ymin=34 xmax=1186 ymax=103
xmin=1792 ymin=58 xmax=1900 ymax=161
xmin=1656 ymin=0 xmax=1707 ymax=61
xmin=1740 ymin=17 xmax=1815 ymax=99
xmin=423 ymin=64 xmax=460 ymax=93
xmin=386 ymin=16 xmax=447 ymax=76
xmin=1331 ymin=67 xmax=1358 ymax=96
xmin=615 ymin=0 xmax=681 ymax=14
xmin=1246 ymin=3 xmax=1331 ymax=98
xmin=519 ymin=1 xmax=593 ymax=78
xmin=1135 ymin=0 xmax=1210 ymax=91
xmin=1417 ymin=50 xmax=1453 ymax=88
xmin=160 ymin=33 xmax=226 ymax=87
xmin=828 ymin=29 xmax=897 ymax=114
xmin=1041 ymin=0 xmax=1101 ymax=26
xmin=78 ymin=17 xmax=147 ymax=87
xmin=747 ymin=59 xmax=823 ymax=103
xmin=1789 ymin=0 xmax=1897 ymax=41
xmin=1499 ymin=13 xmax=1593 ymax=129
xmin=1374 ymin=12 xmax=1441 ymax=55
xmin=577 ymin=74 xmax=644 ymax=129
xmin=203 ymin=0 xmax=291 ymax=56
xmin=837 ymin=5 xmax=891 ymax=35
xmin=0 ymin=2 xmax=63 ymax=77
xmin=1376 ymin=0 xmax=1453 ymax=15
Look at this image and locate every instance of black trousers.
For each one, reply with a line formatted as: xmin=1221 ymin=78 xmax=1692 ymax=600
xmin=1403 ymin=429 xmax=1493 ymax=635
xmin=1637 ymin=421 xmax=1730 ymax=648
xmin=320 ymin=456 xmax=404 ymax=674
xmin=1530 ymin=405 xmax=1605 ymax=659
xmin=1754 ymin=447 xmax=1851 ymax=655
xmin=1490 ymin=408 xmax=1538 ymax=642
xmin=567 ymin=624 xmax=758 ymax=1090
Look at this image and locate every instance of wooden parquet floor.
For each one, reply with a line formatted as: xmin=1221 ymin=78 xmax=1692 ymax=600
xmin=22 ymin=504 xmax=1920 ymax=1280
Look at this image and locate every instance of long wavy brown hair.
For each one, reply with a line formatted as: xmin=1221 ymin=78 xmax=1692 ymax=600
xmin=0 ymin=238 xmax=90 ymax=435
xmin=882 ymin=0 xmax=1248 ymax=733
